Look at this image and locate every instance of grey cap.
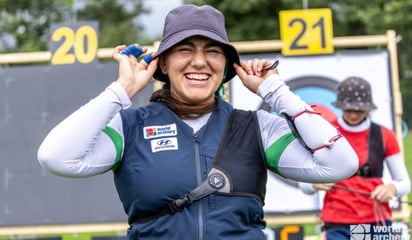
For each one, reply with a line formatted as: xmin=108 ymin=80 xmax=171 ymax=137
xmin=332 ymin=76 xmax=377 ymax=111
xmin=153 ymin=4 xmax=240 ymax=83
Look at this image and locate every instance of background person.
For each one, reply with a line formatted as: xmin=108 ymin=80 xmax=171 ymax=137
xmin=299 ymin=76 xmax=411 ymax=239
xmin=37 ymin=4 xmax=358 ymax=240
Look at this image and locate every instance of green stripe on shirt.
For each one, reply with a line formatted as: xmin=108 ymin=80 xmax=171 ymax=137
xmin=265 ymin=133 xmax=296 ymax=175
xmin=103 ymin=126 xmax=123 ymax=171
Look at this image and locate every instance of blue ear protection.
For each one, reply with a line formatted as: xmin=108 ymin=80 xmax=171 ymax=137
xmin=143 ymin=54 xmax=153 ymax=64
xmin=121 ymin=45 xmax=143 ymax=57
xmin=121 ymin=44 xmax=154 ymax=64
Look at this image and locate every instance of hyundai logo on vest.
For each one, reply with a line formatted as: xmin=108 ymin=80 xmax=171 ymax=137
xmin=157 ymin=139 xmax=172 ymax=145
xmin=150 ymin=137 xmax=178 ymax=153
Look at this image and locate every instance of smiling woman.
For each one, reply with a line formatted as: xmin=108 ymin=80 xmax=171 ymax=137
xmin=154 ymin=36 xmax=228 ymax=109
xmin=37 ymin=4 xmax=358 ymax=240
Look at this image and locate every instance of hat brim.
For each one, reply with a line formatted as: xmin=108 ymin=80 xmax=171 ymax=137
xmin=332 ymin=101 xmax=377 ymax=111
xmin=153 ymin=29 xmax=240 ymax=83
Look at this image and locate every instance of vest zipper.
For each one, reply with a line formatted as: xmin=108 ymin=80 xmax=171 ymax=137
xmin=193 ymin=133 xmax=203 ymax=240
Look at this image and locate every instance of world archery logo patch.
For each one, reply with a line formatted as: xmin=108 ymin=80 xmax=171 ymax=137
xmin=143 ymin=123 xmax=177 ymax=139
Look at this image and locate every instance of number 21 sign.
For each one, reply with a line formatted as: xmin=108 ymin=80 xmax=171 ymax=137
xmin=279 ymin=8 xmax=334 ymax=56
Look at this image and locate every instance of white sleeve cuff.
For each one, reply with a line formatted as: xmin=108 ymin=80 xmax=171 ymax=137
xmin=298 ymin=182 xmax=317 ymax=195
xmin=256 ymin=74 xmax=285 ymax=98
xmin=106 ymin=82 xmax=132 ymax=109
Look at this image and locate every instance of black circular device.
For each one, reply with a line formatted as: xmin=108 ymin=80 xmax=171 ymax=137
xmin=208 ymin=172 xmax=225 ymax=189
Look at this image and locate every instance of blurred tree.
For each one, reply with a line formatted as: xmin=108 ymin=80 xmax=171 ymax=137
xmin=0 ymin=0 xmax=150 ymax=53
xmin=323 ymin=0 xmax=412 ymax=128
xmin=76 ymin=0 xmax=149 ymax=48
xmin=0 ymin=0 xmax=71 ymax=52
xmin=185 ymin=0 xmax=279 ymax=41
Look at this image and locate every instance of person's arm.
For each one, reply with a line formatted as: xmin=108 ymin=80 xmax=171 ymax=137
xmin=255 ymin=74 xmax=358 ymax=183
xmin=37 ymin=82 xmax=129 ymax=177
xmin=298 ymin=182 xmax=335 ymax=195
xmin=370 ymin=153 xmax=410 ymax=203
xmin=385 ymin=153 xmax=411 ymax=196
xmin=38 ymin=44 xmax=157 ymax=178
xmin=370 ymin=127 xmax=411 ymax=202
xmin=298 ymin=182 xmax=317 ymax=194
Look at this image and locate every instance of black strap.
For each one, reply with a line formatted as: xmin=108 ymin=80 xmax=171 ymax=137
xmin=131 ymin=168 xmax=227 ymax=223
xmin=282 ymin=113 xmax=312 ymax=152
xmin=357 ymin=122 xmax=385 ymax=178
xmin=321 ymin=222 xmax=350 ymax=231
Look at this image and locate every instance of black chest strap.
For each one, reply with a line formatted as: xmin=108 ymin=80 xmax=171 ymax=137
xmin=131 ymin=168 xmax=228 ymax=223
xmin=356 ymin=122 xmax=385 ymax=178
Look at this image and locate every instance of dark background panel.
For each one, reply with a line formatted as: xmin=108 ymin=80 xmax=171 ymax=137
xmin=0 ymin=62 xmax=153 ymax=226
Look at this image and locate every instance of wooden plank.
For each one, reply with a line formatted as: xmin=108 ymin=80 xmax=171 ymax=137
xmin=0 ymin=223 xmax=128 ymax=235
xmin=0 ymin=34 xmax=391 ymax=65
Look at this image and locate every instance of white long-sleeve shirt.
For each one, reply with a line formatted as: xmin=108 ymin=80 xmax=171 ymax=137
xmin=38 ymin=74 xmax=358 ymax=183
xmin=299 ymin=117 xmax=410 ymax=197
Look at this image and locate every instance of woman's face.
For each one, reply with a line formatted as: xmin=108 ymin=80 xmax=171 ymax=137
xmin=160 ymin=36 xmax=227 ymax=104
xmin=342 ymin=109 xmax=369 ymax=125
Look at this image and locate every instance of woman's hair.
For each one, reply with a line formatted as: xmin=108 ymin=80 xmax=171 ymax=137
xmin=149 ymin=83 xmax=218 ymax=119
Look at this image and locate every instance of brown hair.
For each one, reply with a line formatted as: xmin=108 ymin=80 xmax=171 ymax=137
xmin=149 ymin=83 xmax=218 ymax=119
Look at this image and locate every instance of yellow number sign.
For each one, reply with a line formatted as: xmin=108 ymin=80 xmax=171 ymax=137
xmin=49 ymin=21 xmax=99 ymax=65
xmin=279 ymin=8 xmax=334 ymax=56
xmin=279 ymin=225 xmax=302 ymax=240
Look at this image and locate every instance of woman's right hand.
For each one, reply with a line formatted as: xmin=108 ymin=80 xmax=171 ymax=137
xmin=233 ymin=59 xmax=279 ymax=94
xmin=112 ymin=44 xmax=159 ymax=99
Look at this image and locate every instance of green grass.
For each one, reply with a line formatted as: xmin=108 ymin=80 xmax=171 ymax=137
xmin=398 ymin=130 xmax=412 ymax=229
xmin=403 ymin=131 xmax=412 ymax=223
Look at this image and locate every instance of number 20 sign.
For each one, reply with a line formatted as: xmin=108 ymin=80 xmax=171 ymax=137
xmin=279 ymin=8 xmax=334 ymax=56
xmin=49 ymin=21 xmax=99 ymax=65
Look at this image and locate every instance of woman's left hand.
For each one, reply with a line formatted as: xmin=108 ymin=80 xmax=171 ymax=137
xmin=370 ymin=184 xmax=396 ymax=203
xmin=233 ymin=59 xmax=278 ymax=93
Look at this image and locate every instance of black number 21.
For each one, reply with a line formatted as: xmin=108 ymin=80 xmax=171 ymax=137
xmin=289 ymin=17 xmax=326 ymax=50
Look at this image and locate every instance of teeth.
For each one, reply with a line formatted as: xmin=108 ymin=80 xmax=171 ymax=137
xmin=186 ymin=74 xmax=209 ymax=80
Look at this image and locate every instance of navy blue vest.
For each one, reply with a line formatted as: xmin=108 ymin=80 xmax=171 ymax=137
xmin=114 ymin=98 xmax=267 ymax=239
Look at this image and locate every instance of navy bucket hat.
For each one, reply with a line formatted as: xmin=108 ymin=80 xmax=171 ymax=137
xmin=153 ymin=4 xmax=240 ymax=83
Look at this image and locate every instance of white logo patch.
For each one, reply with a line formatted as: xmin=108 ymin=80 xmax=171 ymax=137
xmin=143 ymin=124 xmax=177 ymax=139
xmin=151 ymin=137 xmax=178 ymax=153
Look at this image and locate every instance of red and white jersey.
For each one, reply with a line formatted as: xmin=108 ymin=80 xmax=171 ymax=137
xmin=320 ymin=117 xmax=407 ymax=224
